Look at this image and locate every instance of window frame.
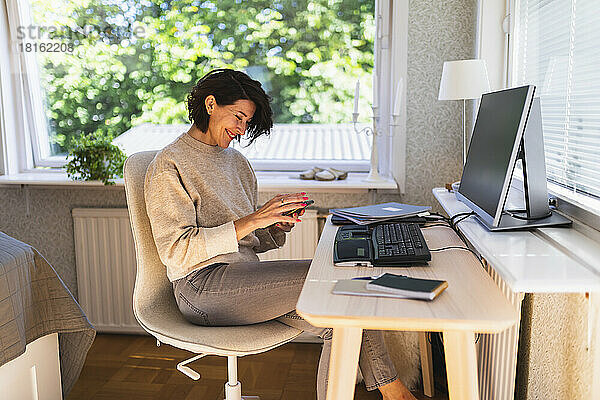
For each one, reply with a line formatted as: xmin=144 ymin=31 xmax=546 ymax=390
xmin=8 ymin=0 xmax=397 ymax=177
xmin=507 ymin=0 xmax=600 ymax=223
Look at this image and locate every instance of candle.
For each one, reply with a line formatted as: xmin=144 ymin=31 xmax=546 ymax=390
xmin=353 ymin=79 xmax=360 ymax=115
xmin=393 ymin=78 xmax=403 ymax=116
xmin=373 ymin=76 xmax=378 ymax=109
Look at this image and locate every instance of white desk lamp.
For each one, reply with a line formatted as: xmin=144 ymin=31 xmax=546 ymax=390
xmin=438 ymin=59 xmax=490 ymax=163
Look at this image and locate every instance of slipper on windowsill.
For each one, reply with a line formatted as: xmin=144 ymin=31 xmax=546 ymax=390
xmin=315 ymin=168 xmax=348 ymax=181
xmin=299 ymin=167 xmax=324 ymax=180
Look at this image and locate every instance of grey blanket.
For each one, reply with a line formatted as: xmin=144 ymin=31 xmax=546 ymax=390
xmin=0 ymin=231 xmax=95 ymax=397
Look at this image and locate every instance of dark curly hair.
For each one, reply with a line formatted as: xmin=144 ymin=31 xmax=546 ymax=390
xmin=187 ymin=69 xmax=273 ymax=145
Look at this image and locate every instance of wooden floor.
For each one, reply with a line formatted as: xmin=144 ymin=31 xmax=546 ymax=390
xmin=67 ymin=334 xmax=447 ymax=400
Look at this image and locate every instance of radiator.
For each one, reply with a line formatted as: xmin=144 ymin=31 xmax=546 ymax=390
xmin=72 ymin=208 xmax=319 ymax=334
xmin=73 ymin=208 xmax=142 ymax=333
xmin=477 ymin=258 xmax=525 ymax=400
xmin=258 ymin=210 xmax=318 ymax=261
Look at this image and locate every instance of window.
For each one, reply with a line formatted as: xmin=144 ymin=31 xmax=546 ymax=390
xmin=512 ymin=0 xmax=600 ymax=210
xmin=20 ymin=0 xmax=376 ymax=171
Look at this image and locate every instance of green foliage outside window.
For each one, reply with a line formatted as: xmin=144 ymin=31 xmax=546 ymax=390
xmin=31 ymin=0 xmax=375 ymax=155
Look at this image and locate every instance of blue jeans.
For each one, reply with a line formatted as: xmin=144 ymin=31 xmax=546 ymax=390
xmin=172 ymin=259 xmax=398 ymax=399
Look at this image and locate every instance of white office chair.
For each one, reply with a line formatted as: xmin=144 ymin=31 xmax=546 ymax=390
xmin=124 ymin=151 xmax=302 ymax=400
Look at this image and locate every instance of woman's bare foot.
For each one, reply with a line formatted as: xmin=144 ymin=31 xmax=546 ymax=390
xmin=378 ymin=378 xmax=418 ymax=400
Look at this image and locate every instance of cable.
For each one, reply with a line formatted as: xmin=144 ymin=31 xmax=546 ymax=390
xmin=432 ymin=332 xmax=445 ymax=359
xmin=434 ymin=211 xmax=476 ymax=236
xmin=421 ymin=216 xmax=483 ymax=265
xmin=429 ymin=245 xmax=484 ymax=268
xmin=427 ymin=212 xmax=452 ymax=223
xmin=427 ymin=332 xmax=445 ymax=359
xmin=430 ymin=245 xmax=472 ymax=252
xmin=421 ymin=223 xmax=453 ymax=229
xmin=503 ymin=209 xmax=552 ymax=221
xmin=429 ymin=211 xmax=450 ymax=219
xmin=423 ymin=218 xmax=449 ymax=226
xmin=422 ymin=217 xmax=486 ymax=348
xmin=421 ymin=212 xmax=475 ymax=236
xmin=423 ymin=217 xmax=449 ymax=224
xmin=450 ymin=211 xmax=474 ymax=221
xmin=450 ymin=211 xmax=475 ymax=229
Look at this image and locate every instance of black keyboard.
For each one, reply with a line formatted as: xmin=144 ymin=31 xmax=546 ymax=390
xmin=372 ymin=222 xmax=431 ymax=265
xmin=333 ymin=222 xmax=431 ymax=267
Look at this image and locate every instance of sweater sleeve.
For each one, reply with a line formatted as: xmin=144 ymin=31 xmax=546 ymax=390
xmin=144 ymin=170 xmax=239 ymax=277
xmin=253 ymin=226 xmax=286 ymax=253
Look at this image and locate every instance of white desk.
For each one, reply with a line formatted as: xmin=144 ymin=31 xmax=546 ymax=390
xmin=296 ymin=216 xmax=518 ymax=400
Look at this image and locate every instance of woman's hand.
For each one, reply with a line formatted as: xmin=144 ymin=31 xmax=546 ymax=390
xmin=234 ymin=192 xmax=310 ymax=240
xmin=274 ymin=207 xmax=306 ymax=232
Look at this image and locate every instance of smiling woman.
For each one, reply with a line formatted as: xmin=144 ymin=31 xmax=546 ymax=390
xmin=185 ymin=69 xmax=271 ymax=147
xmin=143 ymin=68 xmax=415 ymax=400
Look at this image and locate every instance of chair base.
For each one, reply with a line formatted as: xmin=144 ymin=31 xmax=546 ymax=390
xmin=177 ymin=353 xmax=207 ymax=380
xmin=175 ymin=353 xmax=261 ymax=400
xmin=225 ymin=381 xmax=261 ymax=400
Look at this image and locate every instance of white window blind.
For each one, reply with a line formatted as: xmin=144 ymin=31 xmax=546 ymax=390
xmin=513 ymin=0 xmax=600 ymax=200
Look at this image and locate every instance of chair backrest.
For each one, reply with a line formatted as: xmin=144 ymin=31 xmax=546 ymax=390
xmin=123 ymin=151 xmax=303 ymax=354
xmin=123 ymin=151 xmax=178 ymax=331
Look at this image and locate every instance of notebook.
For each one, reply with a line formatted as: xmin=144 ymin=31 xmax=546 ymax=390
xmin=332 ymin=279 xmax=413 ymax=298
xmin=332 ymin=275 xmax=447 ymax=301
xmin=366 ymin=273 xmax=448 ymax=300
xmin=331 ymin=214 xmax=428 ymax=226
xmin=331 ymin=202 xmax=432 ymax=226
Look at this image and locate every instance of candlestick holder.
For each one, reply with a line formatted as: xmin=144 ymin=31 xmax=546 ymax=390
xmin=352 ymin=106 xmax=388 ymax=183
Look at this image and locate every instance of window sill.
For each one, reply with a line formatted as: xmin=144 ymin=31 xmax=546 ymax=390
xmin=433 ymin=187 xmax=600 ymax=293
xmin=0 ymin=170 xmax=398 ymax=193
xmin=511 ymin=167 xmax=600 ymax=231
xmin=255 ymin=171 xmax=397 ymax=192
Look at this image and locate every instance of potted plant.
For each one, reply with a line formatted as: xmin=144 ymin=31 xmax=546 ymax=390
xmin=65 ymin=132 xmax=127 ymax=185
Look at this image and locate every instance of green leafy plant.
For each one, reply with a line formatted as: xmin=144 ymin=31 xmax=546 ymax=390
xmin=65 ymin=133 xmax=126 ymax=185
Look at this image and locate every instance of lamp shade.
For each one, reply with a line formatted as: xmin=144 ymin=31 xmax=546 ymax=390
xmin=438 ymin=59 xmax=491 ymax=100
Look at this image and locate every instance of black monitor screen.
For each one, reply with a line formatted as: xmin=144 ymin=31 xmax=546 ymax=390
xmin=458 ymin=86 xmax=533 ymax=219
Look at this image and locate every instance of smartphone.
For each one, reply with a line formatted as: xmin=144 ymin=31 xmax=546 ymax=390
xmin=282 ymin=200 xmax=314 ymax=216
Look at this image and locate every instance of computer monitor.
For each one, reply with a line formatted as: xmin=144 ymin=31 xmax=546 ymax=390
xmin=456 ymin=85 xmax=571 ymax=231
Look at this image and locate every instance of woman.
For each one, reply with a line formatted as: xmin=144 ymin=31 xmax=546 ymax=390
xmin=144 ymin=69 xmax=417 ymax=400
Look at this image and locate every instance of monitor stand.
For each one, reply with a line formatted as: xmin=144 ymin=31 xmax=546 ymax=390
xmin=486 ymin=98 xmax=571 ymax=231
xmin=487 ymin=211 xmax=570 ymax=231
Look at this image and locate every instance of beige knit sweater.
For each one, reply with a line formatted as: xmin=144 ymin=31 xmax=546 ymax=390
xmin=144 ymin=132 xmax=286 ymax=282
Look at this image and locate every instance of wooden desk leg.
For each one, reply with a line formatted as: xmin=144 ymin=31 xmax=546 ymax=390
xmin=442 ymin=330 xmax=479 ymax=400
xmin=326 ymin=327 xmax=363 ymax=400
xmin=418 ymin=332 xmax=435 ymax=397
